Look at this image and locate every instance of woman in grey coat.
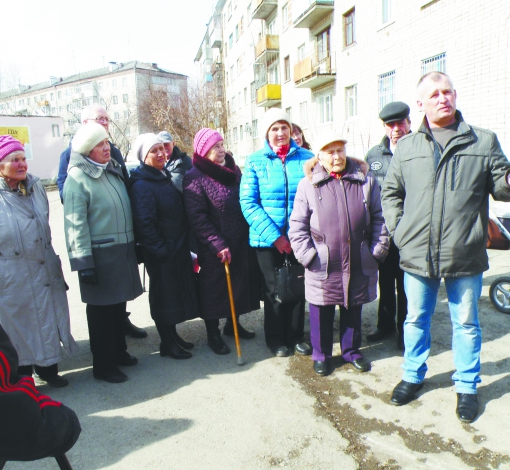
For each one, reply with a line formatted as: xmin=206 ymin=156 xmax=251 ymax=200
xmin=0 ymin=135 xmax=78 ymax=387
xmin=289 ymin=133 xmax=389 ymax=376
xmin=63 ymin=123 xmax=143 ymax=383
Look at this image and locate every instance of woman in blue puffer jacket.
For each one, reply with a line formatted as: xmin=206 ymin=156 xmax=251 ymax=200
xmin=240 ymin=108 xmax=313 ymax=357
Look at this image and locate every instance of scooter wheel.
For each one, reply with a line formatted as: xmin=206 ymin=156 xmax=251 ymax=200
xmin=489 ymin=277 xmax=510 ymax=314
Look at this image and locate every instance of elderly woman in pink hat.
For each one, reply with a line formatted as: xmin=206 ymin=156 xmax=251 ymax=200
xmin=0 ymin=135 xmax=78 ymax=387
xmin=183 ymin=129 xmax=260 ymax=355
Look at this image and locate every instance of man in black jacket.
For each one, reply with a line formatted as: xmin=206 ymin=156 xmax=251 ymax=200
xmin=365 ymin=101 xmax=411 ymax=350
xmin=57 ymin=105 xmax=147 ymax=339
xmin=158 ymin=130 xmax=192 ymax=193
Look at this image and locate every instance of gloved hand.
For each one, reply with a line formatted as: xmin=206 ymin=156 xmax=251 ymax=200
xmin=79 ymin=268 xmax=98 ymax=285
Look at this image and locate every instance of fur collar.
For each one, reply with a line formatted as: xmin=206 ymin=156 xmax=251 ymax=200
xmin=192 ymin=152 xmax=240 ymax=185
xmin=304 ymin=156 xmax=369 ymax=186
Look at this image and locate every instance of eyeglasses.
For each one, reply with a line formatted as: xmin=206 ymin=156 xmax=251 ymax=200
xmin=91 ymin=116 xmax=110 ymax=123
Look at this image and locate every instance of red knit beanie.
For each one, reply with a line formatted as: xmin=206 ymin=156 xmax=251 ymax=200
xmin=193 ymin=128 xmax=223 ymax=158
xmin=0 ymin=135 xmax=25 ymax=162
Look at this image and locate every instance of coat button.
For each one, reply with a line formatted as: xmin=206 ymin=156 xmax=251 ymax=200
xmin=40 ymin=260 xmax=45 ymax=265
xmin=14 ymin=251 xmax=19 ymax=255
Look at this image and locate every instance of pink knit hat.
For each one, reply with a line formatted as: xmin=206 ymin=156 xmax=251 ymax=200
xmin=0 ymin=135 xmax=25 ymax=162
xmin=193 ymin=128 xmax=223 ymax=157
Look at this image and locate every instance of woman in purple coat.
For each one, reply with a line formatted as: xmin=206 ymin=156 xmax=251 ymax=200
xmin=289 ymin=133 xmax=389 ymax=376
xmin=183 ymin=129 xmax=260 ymax=355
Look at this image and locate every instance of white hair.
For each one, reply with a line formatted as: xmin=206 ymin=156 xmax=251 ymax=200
xmin=81 ymin=104 xmax=108 ymax=123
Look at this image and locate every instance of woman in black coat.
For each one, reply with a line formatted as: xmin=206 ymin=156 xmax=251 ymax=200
xmin=129 ymin=133 xmax=199 ymax=359
xmin=182 ymin=128 xmax=260 ymax=355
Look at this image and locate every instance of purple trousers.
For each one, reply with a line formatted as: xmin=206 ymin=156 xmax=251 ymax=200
xmin=309 ymin=303 xmax=363 ymax=362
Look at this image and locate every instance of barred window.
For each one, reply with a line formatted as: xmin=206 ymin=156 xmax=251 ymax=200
xmin=421 ymin=53 xmax=446 ymax=75
xmin=378 ymin=71 xmax=395 ymax=110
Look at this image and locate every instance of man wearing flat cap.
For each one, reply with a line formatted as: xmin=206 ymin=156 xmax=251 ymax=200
xmin=158 ymin=131 xmax=192 ymax=193
xmin=365 ymin=101 xmax=411 ymax=350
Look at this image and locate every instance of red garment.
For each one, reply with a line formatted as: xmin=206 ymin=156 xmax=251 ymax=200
xmin=330 ymin=171 xmax=346 ymax=180
xmin=274 ymin=144 xmax=290 ymax=163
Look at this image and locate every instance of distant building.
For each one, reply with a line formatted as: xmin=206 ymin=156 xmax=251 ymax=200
xmin=0 ymin=61 xmax=188 ymax=155
xmin=196 ymin=0 xmax=510 ymax=160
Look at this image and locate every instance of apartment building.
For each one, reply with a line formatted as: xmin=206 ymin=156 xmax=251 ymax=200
xmin=0 ymin=61 xmax=188 ymax=155
xmin=197 ymin=0 xmax=510 ymax=160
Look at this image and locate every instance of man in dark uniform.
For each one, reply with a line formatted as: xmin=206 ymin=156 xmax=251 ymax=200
xmin=158 ymin=130 xmax=192 ymax=193
xmin=57 ymin=105 xmax=147 ymax=339
xmin=366 ymin=101 xmax=411 ymax=350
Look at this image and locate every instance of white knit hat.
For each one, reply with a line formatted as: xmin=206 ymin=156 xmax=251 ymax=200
xmin=72 ymin=122 xmax=108 ymax=156
xmin=261 ymin=108 xmax=292 ymax=139
xmin=132 ymin=133 xmax=161 ymax=163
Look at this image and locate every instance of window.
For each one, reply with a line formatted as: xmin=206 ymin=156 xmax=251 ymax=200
xmin=232 ymin=95 xmax=236 ymax=110
xmin=346 ymin=85 xmax=357 ymax=117
xmin=59 ymin=106 xmax=63 ymax=114
xmin=244 ymin=87 xmax=248 ymax=105
xmin=112 ymin=79 xmax=117 ymax=88
xmin=27 ymin=98 xmax=31 ymax=105
xmin=122 ymin=77 xmax=128 ymax=87
xmin=52 ymin=124 xmax=60 ymax=137
xmin=344 ymin=8 xmax=355 ymax=46
xmin=237 ymin=54 xmax=244 ymax=75
xmin=122 ymin=94 xmax=128 ymax=103
xmin=233 ymin=127 xmax=238 ymax=142
xmin=51 ymin=107 xmax=56 ymax=115
xmin=226 ymin=71 xmax=229 ymax=84
xmin=251 ymin=82 xmax=256 ymax=101
xmin=40 ymin=94 xmax=46 ymax=100
xmin=114 ymin=111 xmax=120 ymax=120
xmin=240 ymin=125 xmax=244 ymax=140
xmin=19 ymin=99 xmax=24 ymax=106
xmin=282 ymin=4 xmax=289 ymax=30
xmin=252 ymin=119 xmax=258 ymax=138
xmin=247 ymin=2 xmax=251 ymax=18
xmin=235 ymin=24 xmax=239 ymax=41
xmin=421 ymin=53 xmax=446 ymax=75
xmin=125 ymin=127 xmax=130 ymax=136
xmin=239 ymin=16 xmax=244 ymax=36
xmin=225 ymin=42 xmax=228 ymax=56
xmin=300 ymin=102 xmax=308 ymax=128
xmin=268 ymin=63 xmax=279 ymax=84
xmin=284 ymin=56 xmax=291 ymax=82
xmin=318 ymin=94 xmax=333 ymax=123
xmin=58 ymin=91 xmax=62 ymax=99
xmin=382 ymin=0 xmax=393 ymax=24
xmin=267 ymin=18 xmax=276 ymax=35
xmin=98 ymin=82 xmax=103 ymax=90
xmin=113 ymin=95 xmax=119 ymax=104
xmin=230 ymin=65 xmax=234 ymax=81
xmin=245 ymin=122 xmax=250 ymax=136
xmin=50 ymin=93 xmax=54 ymax=100
xmin=297 ymin=43 xmax=306 ymax=62
xmin=286 ymin=107 xmax=292 ymax=121
xmin=238 ymin=92 xmax=241 ymax=109
xmin=124 ymin=110 xmax=129 ymax=119
xmin=378 ymin=71 xmax=395 ymax=110
xmin=317 ymin=28 xmax=331 ymax=62
xmin=229 ymin=33 xmax=233 ymax=49
xmin=228 ymin=2 xmax=232 ymax=18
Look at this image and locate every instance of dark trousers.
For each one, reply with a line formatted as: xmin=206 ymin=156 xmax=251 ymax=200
xmin=256 ymin=248 xmax=305 ymax=348
xmin=17 ymin=363 xmax=58 ymax=379
xmin=86 ymin=302 xmax=128 ymax=374
xmin=309 ymin=303 xmax=363 ymax=362
xmin=377 ymin=241 xmax=407 ymax=335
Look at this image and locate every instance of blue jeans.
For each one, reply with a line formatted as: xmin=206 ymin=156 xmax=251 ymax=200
xmin=402 ymin=272 xmax=482 ymax=394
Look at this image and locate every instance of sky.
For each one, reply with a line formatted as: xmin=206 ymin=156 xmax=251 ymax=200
xmin=0 ymin=0 xmax=217 ymax=90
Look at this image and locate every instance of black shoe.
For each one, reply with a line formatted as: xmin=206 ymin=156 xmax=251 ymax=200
xmin=294 ymin=342 xmax=312 ymax=356
xmin=397 ymin=335 xmax=405 ymax=351
xmin=38 ymin=374 xmax=69 ymax=388
xmin=351 ymin=357 xmax=370 ymax=372
xmin=223 ymin=321 xmax=255 ymax=339
xmin=366 ymin=328 xmax=395 ymax=342
xmin=170 ymin=325 xmax=194 ymax=349
xmin=390 ymin=380 xmax=423 ymax=406
xmin=207 ymin=330 xmax=230 ymax=355
xmin=123 ymin=317 xmax=148 ymax=338
xmin=313 ymin=360 xmax=331 ymax=376
xmin=116 ymin=354 xmax=138 ymax=366
xmin=156 ymin=323 xmax=192 ymax=359
xmin=271 ymin=345 xmax=291 ymax=357
xmin=93 ymin=367 xmax=128 ymax=383
xmin=456 ymin=393 xmax=478 ymax=423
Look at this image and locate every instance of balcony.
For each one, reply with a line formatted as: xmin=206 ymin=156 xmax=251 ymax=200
xmin=252 ymin=0 xmax=278 ymax=20
xmin=37 ymin=100 xmax=50 ymax=107
xmin=255 ymin=35 xmax=279 ymax=61
xmin=292 ymin=0 xmax=334 ymax=28
xmin=256 ymin=84 xmax=281 ymax=107
xmin=210 ymin=28 xmax=222 ymax=49
xmin=294 ymin=52 xmax=336 ymax=89
xmin=211 ymin=61 xmax=223 ymax=75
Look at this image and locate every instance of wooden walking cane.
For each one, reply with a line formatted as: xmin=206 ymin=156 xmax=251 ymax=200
xmin=224 ymin=260 xmax=244 ymax=365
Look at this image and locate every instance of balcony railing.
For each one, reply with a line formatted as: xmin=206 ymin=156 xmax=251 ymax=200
xmin=255 ymin=35 xmax=279 ymax=60
xmin=292 ymin=0 xmax=334 ymax=28
xmin=210 ymin=28 xmax=222 ymax=48
xmin=294 ymin=52 xmax=336 ymax=89
xmin=252 ymin=0 xmax=278 ymax=20
xmin=256 ymin=84 xmax=281 ymax=107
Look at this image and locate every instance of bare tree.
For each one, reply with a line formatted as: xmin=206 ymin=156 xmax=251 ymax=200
xmin=138 ymin=76 xmax=227 ymax=156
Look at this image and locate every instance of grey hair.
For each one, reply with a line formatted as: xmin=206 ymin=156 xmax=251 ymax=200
xmin=417 ymin=72 xmax=455 ymax=97
xmin=81 ymin=104 xmax=108 ymax=123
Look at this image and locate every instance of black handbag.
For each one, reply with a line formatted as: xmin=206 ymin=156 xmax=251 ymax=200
xmin=274 ymin=254 xmax=305 ymax=304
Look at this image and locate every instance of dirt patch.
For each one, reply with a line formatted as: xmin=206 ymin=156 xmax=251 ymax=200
xmin=288 ymin=355 xmax=510 ymax=469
